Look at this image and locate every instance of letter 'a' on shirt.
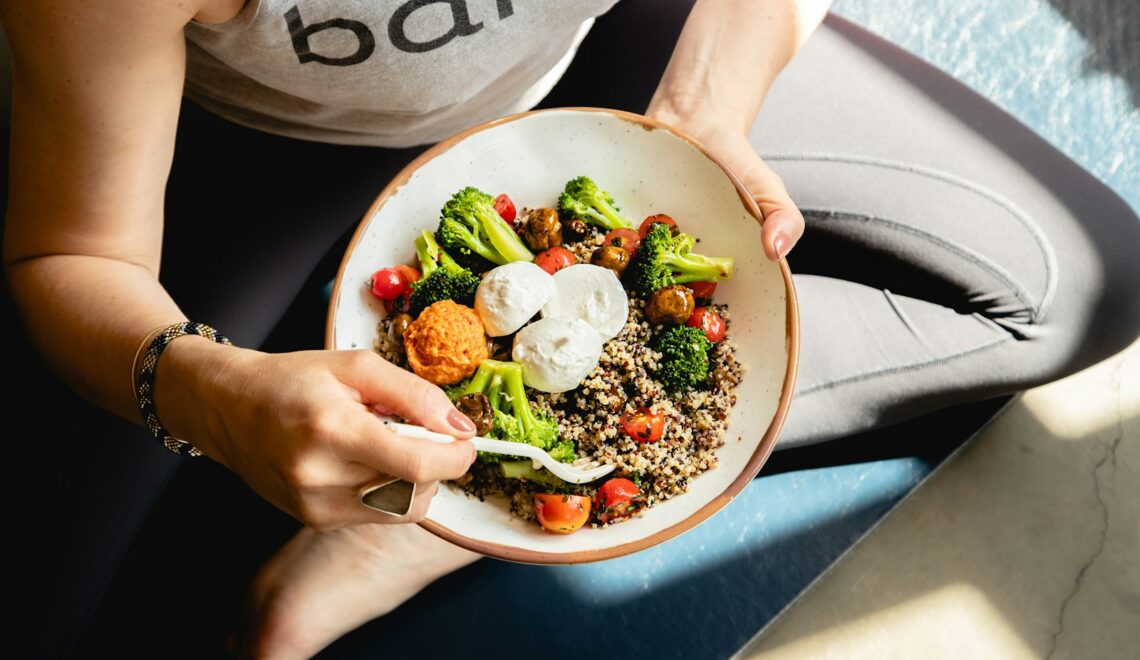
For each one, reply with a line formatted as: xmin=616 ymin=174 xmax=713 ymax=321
xmin=185 ymin=0 xmax=620 ymax=147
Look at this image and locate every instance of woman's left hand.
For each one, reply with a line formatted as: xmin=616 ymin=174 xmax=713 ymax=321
xmin=645 ymin=112 xmax=804 ymax=262
xmin=639 ymin=0 xmax=831 ymax=262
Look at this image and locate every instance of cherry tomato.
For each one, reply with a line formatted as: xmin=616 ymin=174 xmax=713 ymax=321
xmin=534 ymin=494 xmax=591 ymax=534
xmin=639 ymin=214 xmax=678 ymax=238
xmin=686 ymin=281 xmax=717 ymax=300
xmin=369 ymin=266 xmax=413 ymax=301
xmin=595 ymin=478 xmax=642 ymax=523
xmin=494 ymin=194 xmax=517 ymax=222
xmin=394 ymin=265 xmax=420 ymax=287
xmin=621 ymin=408 xmax=665 ymax=443
xmin=534 ymin=246 xmax=577 ymax=274
xmin=602 ymin=228 xmax=641 ymax=256
xmin=687 ymin=306 xmax=726 ymax=342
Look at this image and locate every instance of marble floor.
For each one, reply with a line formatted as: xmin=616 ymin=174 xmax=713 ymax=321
xmin=737 ymin=337 xmax=1140 ymax=659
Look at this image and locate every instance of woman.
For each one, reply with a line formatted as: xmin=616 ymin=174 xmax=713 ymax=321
xmin=3 ymin=0 xmax=1138 ymax=657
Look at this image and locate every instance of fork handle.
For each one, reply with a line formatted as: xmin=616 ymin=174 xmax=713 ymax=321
xmin=384 ymin=421 xmax=536 ymax=459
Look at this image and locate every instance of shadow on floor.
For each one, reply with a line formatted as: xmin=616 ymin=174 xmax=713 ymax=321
xmin=1046 ymin=0 xmax=1140 ymax=107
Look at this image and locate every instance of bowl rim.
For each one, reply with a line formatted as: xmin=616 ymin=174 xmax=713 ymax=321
xmin=326 ymin=106 xmax=799 ymax=564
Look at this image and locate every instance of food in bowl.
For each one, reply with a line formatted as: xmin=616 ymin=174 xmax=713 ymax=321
xmin=371 ymin=176 xmax=743 ymax=534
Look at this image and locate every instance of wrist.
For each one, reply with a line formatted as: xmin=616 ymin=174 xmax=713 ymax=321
xmin=153 ymin=334 xmax=255 ymax=466
xmin=646 ymin=92 xmax=755 ymax=143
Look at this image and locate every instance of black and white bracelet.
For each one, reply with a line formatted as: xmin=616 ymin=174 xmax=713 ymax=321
xmin=134 ymin=322 xmax=231 ymax=457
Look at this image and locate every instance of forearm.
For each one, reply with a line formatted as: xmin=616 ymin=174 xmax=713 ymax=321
xmin=649 ymin=0 xmax=831 ymax=130
xmin=6 ymin=254 xmax=238 ymax=449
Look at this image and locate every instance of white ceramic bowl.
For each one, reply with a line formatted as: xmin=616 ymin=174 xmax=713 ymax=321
xmin=327 ymin=108 xmax=798 ymax=564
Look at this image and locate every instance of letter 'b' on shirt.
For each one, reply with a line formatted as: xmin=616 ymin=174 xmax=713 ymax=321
xmin=184 ymin=0 xmax=620 ymax=147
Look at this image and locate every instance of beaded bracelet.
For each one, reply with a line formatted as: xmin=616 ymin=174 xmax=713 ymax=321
xmin=134 ymin=322 xmax=232 ymax=457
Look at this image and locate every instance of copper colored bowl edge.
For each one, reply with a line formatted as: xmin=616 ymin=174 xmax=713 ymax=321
xmin=325 ymin=106 xmax=800 ymax=565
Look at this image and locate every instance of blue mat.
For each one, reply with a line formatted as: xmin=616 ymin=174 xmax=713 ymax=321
xmin=831 ymin=0 xmax=1138 ymax=214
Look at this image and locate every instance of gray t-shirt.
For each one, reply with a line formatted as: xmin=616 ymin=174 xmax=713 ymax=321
xmin=185 ymin=0 xmax=619 ymax=147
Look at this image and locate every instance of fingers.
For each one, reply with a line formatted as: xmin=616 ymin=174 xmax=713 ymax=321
xmin=346 ymin=352 xmax=476 ymax=437
xmin=744 ymin=161 xmax=805 ymax=262
xmin=758 ymin=204 xmax=805 ymax=262
xmin=338 ymin=409 xmax=477 ymax=483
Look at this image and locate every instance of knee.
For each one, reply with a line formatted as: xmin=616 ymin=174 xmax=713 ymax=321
xmin=1047 ymin=184 xmax=1140 ymax=368
xmin=1088 ymin=204 xmax=1140 ymax=354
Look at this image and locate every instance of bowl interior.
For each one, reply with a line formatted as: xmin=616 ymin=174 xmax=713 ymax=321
xmin=329 ymin=109 xmax=794 ymax=562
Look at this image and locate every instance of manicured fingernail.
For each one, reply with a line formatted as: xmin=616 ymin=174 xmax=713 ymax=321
xmin=448 ymin=408 xmax=476 ymax=433
xmin=773 ymin=233 xmax=789 ymax=259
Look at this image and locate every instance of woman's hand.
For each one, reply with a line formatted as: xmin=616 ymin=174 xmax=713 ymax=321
xmin=642 ymin=0 xmax=831 ymax=261
xmin=160 ymin=341 xmax=478 ymax=530
xmin=649 ymin=113 xmax=805 ymax=261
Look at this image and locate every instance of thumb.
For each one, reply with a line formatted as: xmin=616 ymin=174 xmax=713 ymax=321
xmin=736 ymin=152 xmax=805 ymax=261
xmin=346 ymin=351 xmax=476 ymax=437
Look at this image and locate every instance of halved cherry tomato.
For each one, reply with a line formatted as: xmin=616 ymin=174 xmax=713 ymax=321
xmin=369 ymin=266 xmax=416 ymax=301
xmin=595 ymin=478 xmax=642 ymax=523
xmin=493 ymin=193 xmax=517 ymax=222
xmin=394 ymin=264 xmax=420 ymax=287
xmin=534 ymin=494 xmax=591 ymax=534
xmin=639 ymin=214 xmax=678 ymax=238
xmin=621 ymin=408 xmax=665 ymax=443
xmin=687 ymin=281 xmax=717 ymax=300
xmin=534 ymin=246 xmax=577 ymax=274
xmin=687 ymin=306 xmax=726 ymax=342
xmin=602 ymin=228 xmax=641 ymax=256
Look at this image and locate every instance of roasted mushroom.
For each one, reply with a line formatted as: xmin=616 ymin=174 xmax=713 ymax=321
xmin=387 ymin=312 xmax=414 ymax=355
xmin=590 ymin=245 xmax=630 ymax=275
xmin=522 ymin=207 xmax=563 ymax=251
xmin=455 ymin=393 xmax=494 ymax=435
xmin=562 ymin=218 xmax=589 ymax=242
xmin=487 ymin=339 xmax=512 ymax=362
xmin=646 ymin=285 xmax=695 ymax=325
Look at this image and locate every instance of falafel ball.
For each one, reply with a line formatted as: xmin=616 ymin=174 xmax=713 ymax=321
xmin=403 ymin=300 xmax=490 ymax=385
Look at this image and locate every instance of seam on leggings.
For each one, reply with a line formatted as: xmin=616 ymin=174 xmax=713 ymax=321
xmin=882 ymin=289 xmax=924 ymax=342
xmin=798 ymin=335 xmax=1013 ymax=396
xmin=761 ymin=152 xmax=1058 ymax=323
xmin=799 ymin=208 xmax=1041 ymax=322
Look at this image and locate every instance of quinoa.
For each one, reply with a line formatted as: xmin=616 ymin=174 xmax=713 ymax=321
xmin=374 ymin=229 xmax=745 ymax=527
xmin=529 ymin=300 xmax=744 ymax=520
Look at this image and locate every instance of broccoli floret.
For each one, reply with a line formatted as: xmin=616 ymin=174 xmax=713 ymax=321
xmin=436 ymin=237 xmax=495 ymax=273
xmin=627 ymin=223 xmax=735 ymax=297
xmin=557 ymin=176 xmax=634 ymax=230
xmin=437 ymin=187 xmax=533 ymax=265
xmin=443 ymin=378 xmax=470 ymax=401
xmin=408 ymin=230 xmax=480 ymax=314
xmin=656 ymin=325 xmax=713 ymax=392
xmin=499 ymin=460 xmax=571 ymax=491
xmin=460 ymin=360 xmax=575 ymax=464
xmin=546 ymin=439 xmax=577 ymax=463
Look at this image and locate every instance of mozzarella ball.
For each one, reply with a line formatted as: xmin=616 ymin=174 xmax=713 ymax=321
xmin=475 ymin=261 xmax=556 ymax=337
xmin=541 ymin=264 xmax=629 ymax=341
xmin=512 ymin=317 xmax=604 ymax=393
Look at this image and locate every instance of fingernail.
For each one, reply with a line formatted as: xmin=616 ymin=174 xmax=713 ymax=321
xmin=773 ymin=233 xmax=789 ymax=260
xmin=448 ymin=408 xmax=476 ymax=433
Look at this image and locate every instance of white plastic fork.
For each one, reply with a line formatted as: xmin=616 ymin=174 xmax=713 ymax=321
xmin=384 ymin=421 xmax=615 ymax=484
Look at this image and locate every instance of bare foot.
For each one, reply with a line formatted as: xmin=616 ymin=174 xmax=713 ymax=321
xmin=236 ymin=523 xmax=479 ymax=659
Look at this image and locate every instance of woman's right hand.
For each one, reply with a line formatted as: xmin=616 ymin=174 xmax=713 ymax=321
xmin=160 ymin=341 xmax=478 ymax=530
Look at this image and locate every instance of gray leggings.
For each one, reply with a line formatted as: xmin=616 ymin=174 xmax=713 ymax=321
xmin=761 ymin=16 xmax=1140 ymax=446
xmin=7 ymin=6 xmax=1140 ymax=657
